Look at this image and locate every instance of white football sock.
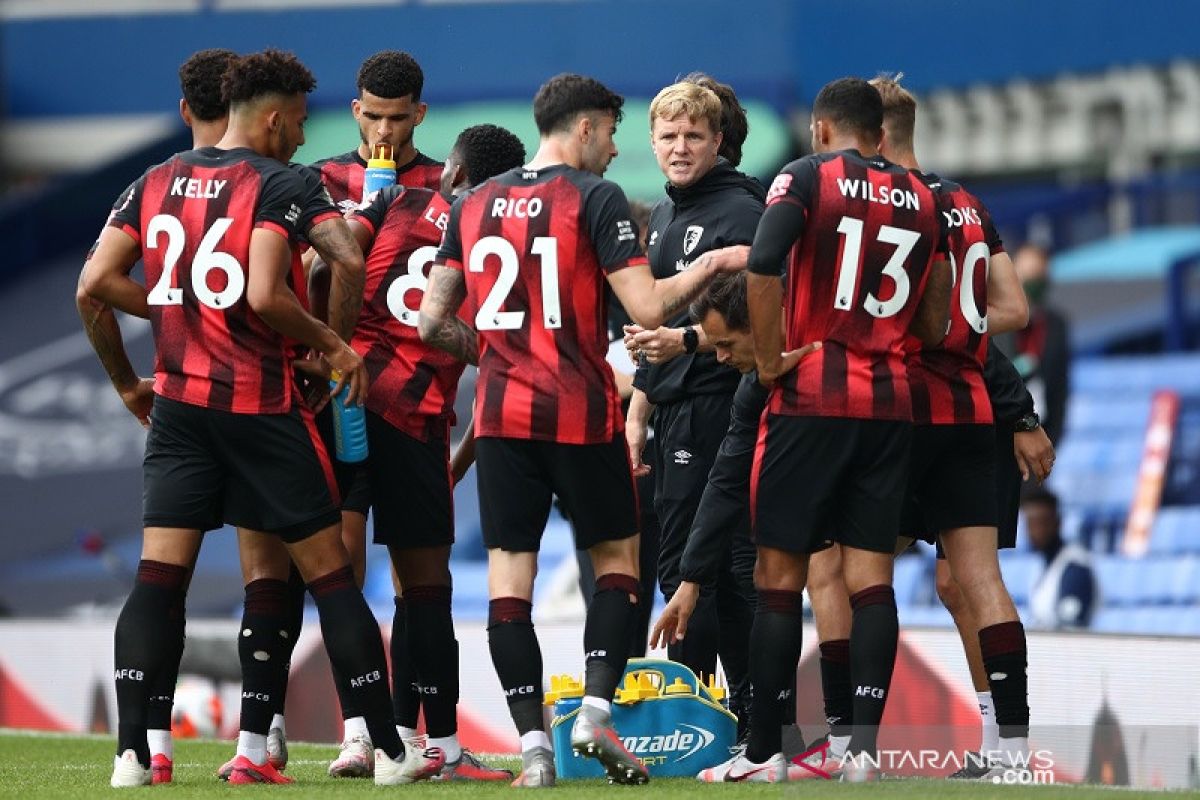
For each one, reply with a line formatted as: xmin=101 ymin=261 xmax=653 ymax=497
xmin=342 ymin=715 xmax=368 ymax=741
xmin=428 ymin=734 xmax=461 ymax=763
xmin=147 ymin=729 xmax=172 ymax=760
xmin=977 ymin=691 xmax=999 ymax=754
xmin=520 ymin=730 xmax=552 ymax=753
xmin=237 ymin=731 xmax=267 ymax=765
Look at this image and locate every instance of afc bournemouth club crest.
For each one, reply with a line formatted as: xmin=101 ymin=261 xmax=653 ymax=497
xmin=683 ymin=225 xmax=704 ymax=256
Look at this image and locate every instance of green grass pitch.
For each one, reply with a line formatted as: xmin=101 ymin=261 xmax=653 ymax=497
xmin=0 ymin=731 xmax=1186 ymax=799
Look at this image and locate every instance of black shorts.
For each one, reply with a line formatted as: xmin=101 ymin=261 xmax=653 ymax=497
xmin=994 ymin=424 xmax=1019 ymax=550
xmin=367 ymin=411 xmax=454 ymax=549
xmin=902 ymin=424 xmax=998 ymax=548
xmin=751 ymin=415 xmax=912 ymax=555
xmin=476 ymin=434 xmax=638 ymax=553
xmin=314 ymin=403 xmax=372 ymax=515
xmin=143 ymin=395 xmax=340 ymax=542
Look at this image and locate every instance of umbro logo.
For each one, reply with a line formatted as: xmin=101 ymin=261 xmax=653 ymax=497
xmin=673 ymin=449 xmax=693 ymax=464
xmin=337 ymin=198 xmax=360 ymax=213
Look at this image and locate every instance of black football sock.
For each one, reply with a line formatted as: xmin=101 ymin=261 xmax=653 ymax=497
xmin=390 ymin=596 xmax=421 ymax=731
xmin=745 ymin=589 xmax=803 ymax=764
xmin=847 ymin=586 xmax=898 ymax=758
xmin=308 ymin=566 xmax=402 ymax=759
xmin=403 ymin=586 xmax=458 ymax=738
xmin=145 ymin=610 xmax=186 ymax=737
xmin=819 ymin=639 xmax=853 ymax=738
xmin=114 ymin=560 xmax=189 ymax=766
xmin=237 ymin=579 xmax=291 ymax=737
xmin=979 ymin=621 xmax=1030 ymax=739
xmin=487 ymin=597 xmax=544 ymax=735
xmin=583 ymin=573 xmax=640 ymax=704
xmin=272 ymin=564 xmax=307 ymax=720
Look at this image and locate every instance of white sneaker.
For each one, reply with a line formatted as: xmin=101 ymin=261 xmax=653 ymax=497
xmin=511 ymin=746 xmax=556 ymax=788
xmin=787 ymin=738 xmax=843 ymax=780
xmin=266 ymin=726 xmax=288 ymax=771
xmin=374 ymin=745 xmax=445 ymax=785
xmin=840 ymin=756 xmax=882 ymax=783
xmin=110 ymin=749 xmax=152 ymax=788
xmin=569 ymin=705 xmax=649 ymax=785
xmin=328 ymin=734 xmax=373 ymax=778
xmin=697 ymin=750 xmax=787 ymax=783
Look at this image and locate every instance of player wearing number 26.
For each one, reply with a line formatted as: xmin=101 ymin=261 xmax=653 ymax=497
xmin=420 ymin=73 xmax=745 ymax=785
xmin=81 ymin=50 xmax=419 ymax=788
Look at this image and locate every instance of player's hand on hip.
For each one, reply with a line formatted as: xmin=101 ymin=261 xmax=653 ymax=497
xmin=325 ymin=344 xmax=369 ymax=407
xmin=761 ymin=341 xmax=822 ymax=387
xmin=650 ymin=581 xmax=700 ymax=649
xmin=632 ymin=326 xmax=684 ymax=364
xmin=1014 ymin=426 xmax=1055 ymax=483
xmin=626 ymin=419 xmax=650 ymax=478
xmin=119 ymin=378 xmax=155 ymax=428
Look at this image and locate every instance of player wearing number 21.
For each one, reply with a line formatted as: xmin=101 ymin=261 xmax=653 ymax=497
xmin=419 ymin=73 xmax=746 ymax=786
xmin=80 ymin=50 xmax=427 ymax=788
xmin=705 ymin=77 xmax=953 ymax=782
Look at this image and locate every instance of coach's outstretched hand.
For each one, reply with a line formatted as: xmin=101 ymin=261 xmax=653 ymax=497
xmin=650 ymin=580 xmax=700 ymax=649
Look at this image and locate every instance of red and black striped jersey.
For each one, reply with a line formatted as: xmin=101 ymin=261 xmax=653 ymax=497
xmin=107 ymin=146 xmax=309 ymax=414
xmin=754 ymin=149 xmax=946 ymax=421
xmin=435 ymin=164 xmax=646 ymax=444
xmin=350 ymin=185 xmax=464 ymax=441
xmin=907 ymin=173 xmax=1004 ymax=425
xmin=310 ymin=149 xmax=442 ymax=212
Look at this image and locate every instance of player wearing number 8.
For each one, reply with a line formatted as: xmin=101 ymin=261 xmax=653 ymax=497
xmin=325 ymin=124 xmax=527 ymax=783
xmin=713 ymin=77 xmax=953 ymax=782
xmin=420 ymin=73 xmax=747 ymax=786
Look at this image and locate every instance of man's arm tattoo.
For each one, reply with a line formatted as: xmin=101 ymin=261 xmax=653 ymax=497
xmin=421 ymin=268 xmax=477 ymax=365
xmin=308 ymin=220 xmax=364 ymax=341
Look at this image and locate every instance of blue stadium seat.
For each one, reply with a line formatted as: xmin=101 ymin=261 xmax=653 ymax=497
xmin=1149 ymin=506 xmax=1200 ymax=554
xmin=892 ymin=553 xmax=929 ymax=607
xmin=998 ymin=552 xmax=1041 ymax=605
xmin=1094 ymin=555 xmax=1141 ymax=606
xmin=449 ymin=561 xmax=492 ymax=620
xmin=899 ymin=604 xmax=954 ymax=628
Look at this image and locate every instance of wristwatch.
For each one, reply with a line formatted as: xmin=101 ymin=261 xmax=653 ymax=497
xmin=682 ymin=326 xmax=700 ymax=354
xmin=1013 ymin=412 xmax=1041 ymax=433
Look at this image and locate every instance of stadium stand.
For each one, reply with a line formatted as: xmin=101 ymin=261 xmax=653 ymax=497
xmin=897 ymin=353 xmax=1200 ymax=635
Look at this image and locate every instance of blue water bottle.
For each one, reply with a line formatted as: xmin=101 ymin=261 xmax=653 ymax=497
xmin=362 ymin=142 xmax=396 ymax=202
xmin=329 ymin=370 xmax=368 ymax=463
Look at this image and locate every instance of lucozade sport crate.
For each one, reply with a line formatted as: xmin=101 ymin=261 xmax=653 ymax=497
xmin=547 ymin=657 xmax=737 ymax=778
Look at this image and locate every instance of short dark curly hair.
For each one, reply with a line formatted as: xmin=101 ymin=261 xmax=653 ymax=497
xmin=179 ymin=48 xmax=237 ymax=122
xmin=690 ymin=272 xmax=749 ymax=331
xmin=452 ymin=124 xmax=526 ymax=187
xmin=222 ymin=49 xmax=316 ymax=107
xmin=533 ymin=73 xmax=624 ymax=135
xmin=357 ymin=50 xmax=424 ymax=101
xmin=813 ymin=77 xmax=883 ymax=140
xmin=683 ymin=72 xmax=749 ymax=167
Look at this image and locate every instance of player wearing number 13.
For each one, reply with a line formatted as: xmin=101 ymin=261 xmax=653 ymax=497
xmin=420 ymin=73 xmax=747 ymax=786
xmin=717 ymin=77 xmax=953 ymax=781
